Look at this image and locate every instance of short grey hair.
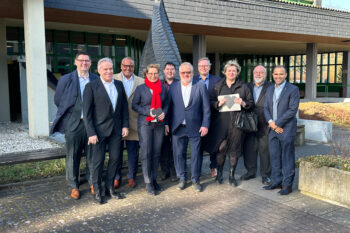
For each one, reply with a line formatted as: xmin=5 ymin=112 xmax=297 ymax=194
xmin=121 ymin=57 xmax=135 ymax=65
xmin=253 ymin=65 xmax=267 ymax=73
xmin=98 ymin=57 xmax=113 ymax=69
xmin=179 ymin=62 xmax=194 ymax=73
xmin=198 ymin=57 xmax=211 ymax=66
xmin=222 ymin=59 xmax=241 ymax=75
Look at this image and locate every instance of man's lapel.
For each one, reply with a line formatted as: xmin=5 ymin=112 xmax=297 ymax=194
xmin=187 ymin=82 xmax=196 ymax=108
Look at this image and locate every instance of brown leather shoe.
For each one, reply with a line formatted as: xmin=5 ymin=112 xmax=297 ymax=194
xmin=71 ymin=188 xmax=80 ymax=200
xmin=114 ymin=179 xmax=120 ymax=189
xmin=128 ymin=179 xmax=136 ymax=188
xmin=90 ymin=185 xmax=95 ymax=195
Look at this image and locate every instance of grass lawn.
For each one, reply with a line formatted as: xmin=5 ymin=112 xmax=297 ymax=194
xmin=299 ymin=102 xmax=350 ymax=127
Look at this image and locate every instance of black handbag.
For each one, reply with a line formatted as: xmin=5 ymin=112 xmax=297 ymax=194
xmin=235 ymin=111 xmax=258 ymax=132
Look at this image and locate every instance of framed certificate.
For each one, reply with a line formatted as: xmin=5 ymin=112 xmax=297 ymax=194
xmin=218 ymin=94 xmax=241 ymax=112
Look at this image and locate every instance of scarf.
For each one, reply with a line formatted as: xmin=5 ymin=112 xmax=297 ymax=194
xmin=145 ymin=78 xmax=162 ymax=122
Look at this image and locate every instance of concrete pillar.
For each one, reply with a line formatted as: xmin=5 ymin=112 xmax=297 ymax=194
xmin=0 ymin=20 xmax=11 ymax=121
xmin=315 ymin=0 xmax=322 ymax=7
xmin=23 ymin=0 xmax=49 ymax=137
xmin=193 ymin=35 xmax=206 ymax=75
xmin=342 ymin=51 xmax=350 ymax=98
xmin=305 ymin=43 xmax=317 ymax=100
xmin=215 ymin=52 xmax=221 ymax=77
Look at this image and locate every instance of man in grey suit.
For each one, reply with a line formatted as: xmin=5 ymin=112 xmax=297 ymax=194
xmin=51 ymin=52 xmax=98 ymax=200
xmin=242 ymin=65 xmax=272 ymax=185
xmin=113 ymin=57 xmax=144 ymax=189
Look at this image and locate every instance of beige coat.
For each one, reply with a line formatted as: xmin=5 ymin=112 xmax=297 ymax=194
xmin=113 ymin=72 xmax=144 ymax=141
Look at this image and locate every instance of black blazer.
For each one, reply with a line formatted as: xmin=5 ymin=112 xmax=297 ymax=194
xmin=51 ymin=70 xmax=98 ymax=134
xmin=83 ymin=78 xmax=129 ymax=138
xmin=132 ymin=84 xmax=168 ymax=126
xmin=247 ymin=81 xmax=272 ymax=137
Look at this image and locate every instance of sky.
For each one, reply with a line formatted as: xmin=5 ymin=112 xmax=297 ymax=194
xmin=322 ymin=0 xmax=350 ymax=12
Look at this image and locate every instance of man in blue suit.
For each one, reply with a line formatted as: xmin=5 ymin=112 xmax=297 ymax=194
xmin=166 ymin=62 xmax=211 ymax=192
xmin=192 ymin=57 xmax=221 ymax=178
xmin=51 ymin=52 xmax=99 ymax=200
xmin=263 ymin=65 xmax=300 ymax=195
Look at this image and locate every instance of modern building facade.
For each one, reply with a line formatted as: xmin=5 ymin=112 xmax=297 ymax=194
xmin=1 ymin=0 xmax=350 ymax=137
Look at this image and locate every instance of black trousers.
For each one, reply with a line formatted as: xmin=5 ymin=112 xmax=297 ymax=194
xmin=90 ymin=129 xmax=122 ymax=194
xmin=243 ymin=133 xmax=271 ymax=178
xmin=65 ymin=120 xmax=92 ymax=189
xmin=160 ymin=134 xmax=176 ymax=177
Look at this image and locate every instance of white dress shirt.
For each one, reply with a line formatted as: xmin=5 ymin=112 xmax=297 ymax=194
xmin=101 ymin=77 xmax=118 ymax=111
xmin=181 ymin=82 xmax=192 ymax=124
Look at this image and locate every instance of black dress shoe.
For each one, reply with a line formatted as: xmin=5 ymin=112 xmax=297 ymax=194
xmin=105 ymin=189 xmax=125 ymax=199
xmin=262 ymin=177 xmax=272 ymax=185
xmin=93 ymin=193 xmax=104 ymax=205
xmin=263 ymin=183 xmax=282 ymax=190
xmin=146 ymin=183 xmax=156 ymax=195
xmin=171 ymin=177 xmax=179 ymax=182
xmin=160 ymin=173 xmax=170 ymax=181
xmin=240 ymin=173 xmax=256 ymax=181
xmin=278 ymin=186 xmax=292 ymax=195
xmin=153 ymin=180 xmax=163 ymax=191
xmin=176 ymin=181 xmax=186 ymax=190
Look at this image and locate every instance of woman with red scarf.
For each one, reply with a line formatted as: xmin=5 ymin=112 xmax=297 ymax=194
xmin=132 ymin=64 xmax=168 ymax=195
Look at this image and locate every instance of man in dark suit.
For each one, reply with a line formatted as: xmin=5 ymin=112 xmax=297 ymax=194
xmin=192 ymin=57 xmax=221 ymax=178
xmin=51 ymin=52 xmax=98 ymax=200
xmin=83 ymin=57 xmax=129 ymax=204
xmin=166 ymin=62 xmax=211 ymax=192
xmin=263 ymin=65 xmax=300 ymax=195
xmin=160 ymin=62 xmax=178 ymax=182
xmin=242 ymin=65 xmax=272 ymax=185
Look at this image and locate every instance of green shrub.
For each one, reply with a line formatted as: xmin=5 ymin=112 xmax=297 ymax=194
xmin=296 ymin=155 xmax=350 ymax=172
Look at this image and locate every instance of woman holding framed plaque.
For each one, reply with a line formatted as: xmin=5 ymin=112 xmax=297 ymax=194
xmin=203 ymin=60 xmax=254 ymax=186
xmin=132 ymin=64 xmax=168 ymax=195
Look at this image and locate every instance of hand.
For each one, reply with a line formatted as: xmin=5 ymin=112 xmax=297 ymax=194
xmin=165 ymin=125 xmax=169 ymax=136
xmin=150 ymin=108 xmax=156 ymax=118
xmin=234 ymin=97 xmax=246 ymax=107
xmin=199 ymin=127 xmax=208 ymax=137
xmin=88 ymin=135 xmax=98 ymax=145
xmin=122 ymin=128 xmax=129 ymax=137
xmin=268 ymin=121 xmax=277 ymax=130
xmin=218 ymin=98 xmax=226 ymax=107
xmin=275 ymin=127 xmax=284 ymax=134
xmin=158 ymin=112 xmax=165 ymax=121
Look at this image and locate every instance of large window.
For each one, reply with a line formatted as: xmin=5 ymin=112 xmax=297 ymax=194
xmin=6 ymin=27 xmax=144 ymax=76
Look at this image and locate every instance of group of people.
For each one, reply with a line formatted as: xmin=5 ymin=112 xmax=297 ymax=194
xmin=52 ymin=52 xmax=300 ymax=205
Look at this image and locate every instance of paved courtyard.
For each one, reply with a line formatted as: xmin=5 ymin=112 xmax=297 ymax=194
xmin=1 ymin=141 xmax=350 ymax=233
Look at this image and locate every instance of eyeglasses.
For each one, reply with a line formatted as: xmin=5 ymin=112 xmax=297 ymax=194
xmin=76 ymin=59 xmax=91 ymax=63
xmin=122 ymin=64 xmax=134 ymax=68
xmin=198 ymin=65 xmax=209 ymax=68
xmin=147 ymin=73 xmax=159 ymax=76
xmin=180 ymin=71 xmax=192 ymax=75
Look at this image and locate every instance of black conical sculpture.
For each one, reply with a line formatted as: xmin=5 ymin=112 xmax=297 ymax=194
xmin=138 ymin=0 xmax=181 ymax=80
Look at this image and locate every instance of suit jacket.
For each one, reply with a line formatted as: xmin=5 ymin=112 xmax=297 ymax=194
xmin=168 ymin=81 xmax=210 ymax=137
xmin=247 ymin=81 xmax=272 ymax=137
xmin=192 ymin=74 xmax=222 ymax=97
xmin=83 ymin=78 xmax=129 ymax=138
xmin=264 ymin=82 xmax=300 ymax=139
xmin=51 ymin=70 xmax=99 ymax=134
xmin=113 ymin=72 xmax=144 ymax=140
xmin=132 ymin=84 xmax=168 ymax=126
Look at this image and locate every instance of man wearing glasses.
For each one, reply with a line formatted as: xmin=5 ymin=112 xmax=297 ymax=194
xmin=51 ymin=52 xmax=99 ymax=200
xmin=113 ymin=57 xmax=144 ymax=189
xmin=192 ymin=57 xmax=221 ymax=178
xmin=167 ymin=62 xmax=210 ymax=192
